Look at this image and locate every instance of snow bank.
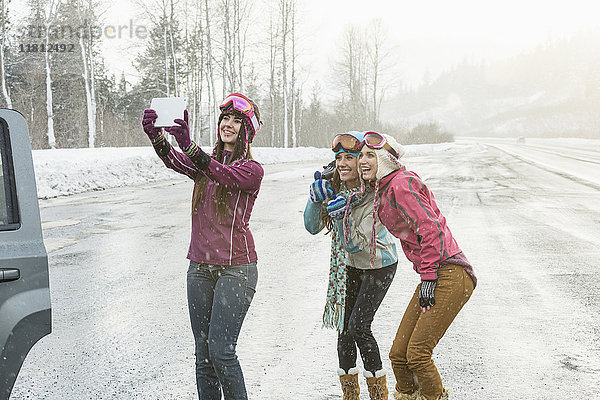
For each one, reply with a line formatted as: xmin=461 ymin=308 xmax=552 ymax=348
xmin=32 ymin=142 xmax=486 ymax=199
xmin=32 ymin=146 xmax=333 ymax=199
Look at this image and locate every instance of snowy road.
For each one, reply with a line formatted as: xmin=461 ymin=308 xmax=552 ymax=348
xmin=12 ymin=140 xmax=600 ymax=399
xmin=472 ymin=137 xmax=600 ymax=190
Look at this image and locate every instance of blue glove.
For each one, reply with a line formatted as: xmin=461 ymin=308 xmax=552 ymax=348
xmin=309 ymin=171 xmax=334 ymax=203
xmin=326 ymin=195 xmax=348 ymax=220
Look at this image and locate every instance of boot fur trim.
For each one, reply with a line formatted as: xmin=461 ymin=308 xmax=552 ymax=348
xmin=393 ymin=391 xmax=420 ymax=400
xmin=363 ymin=368 xmax=386 ymax=378
xmin=415 ymin=388 xmax=449 ymax=400
xmin=338 ymin=367 xmax=360 ymax=376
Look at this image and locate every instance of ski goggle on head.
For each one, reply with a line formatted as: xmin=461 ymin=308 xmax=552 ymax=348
xmin=331 ymin=131 xmax=365 ymax=156
xmin=360 ymin=131 xmax=401 ymax=159
xmin=332 ymin=131 xmax=401 ymax=159
xmin=219 ymin=93 xmax=261 ymax=134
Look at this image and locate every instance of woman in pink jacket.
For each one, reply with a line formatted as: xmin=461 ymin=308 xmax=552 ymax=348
xmin=358 ymin=132 xmax=477 ymax=400
xmin=142 ymin=93 xmax=263 ymax=400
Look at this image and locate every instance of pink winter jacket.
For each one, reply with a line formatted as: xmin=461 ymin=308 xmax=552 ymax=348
xmin=375 ymin=167 xmax=462 ymax=281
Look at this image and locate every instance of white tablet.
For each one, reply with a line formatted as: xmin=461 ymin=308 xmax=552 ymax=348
xmin=150 ymin=97 xmax=188 ymax=127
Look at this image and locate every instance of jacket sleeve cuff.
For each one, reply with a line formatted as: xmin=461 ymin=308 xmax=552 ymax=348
xmin=183 ymin=141 xmax=211 ymax=170
xmin=303 ymin=200 xmax=324 ymax=234
xmin=151 ymin=134 xmax=171 ymax=157
xmin=419 ymin=271 xmax=438 ymax=281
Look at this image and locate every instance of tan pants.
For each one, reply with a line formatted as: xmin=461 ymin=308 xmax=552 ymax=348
xmin=389 ymin=265 xmax=474 ymax=400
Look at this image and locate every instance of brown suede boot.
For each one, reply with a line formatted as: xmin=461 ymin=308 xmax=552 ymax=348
xmin=338 ymin=367 xmax=360 ymax=400
xmin=365 ymin=370 xmax=389 ymax=400
xmin=416 ymin=388 xmax=449 ymax=400
xmin=393 ymin=391 xmax=420 ymax=400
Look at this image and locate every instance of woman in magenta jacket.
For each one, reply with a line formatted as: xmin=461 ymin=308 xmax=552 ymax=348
xmin=142 ymin=93 xmax=263 ymax=400
xmin=358 ymin=132 xmax=477 ymax=400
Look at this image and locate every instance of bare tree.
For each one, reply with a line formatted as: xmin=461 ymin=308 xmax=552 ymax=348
xmin=268 ymin=14 xmax=277 ymax=146
xmin=42 ymin=0 xmax=62 ymax=149
xmin=219 ymin=0 xmax=229 ymax=93
xmin=280 ymin=0 xmax=290 ymax=147
xmin=76 ymin=0 xmax=100 ymax=148
xmin=0 ymin=0 xmax=11 ymax=108
xmin=204 ymin=0 xmax=217 ymax=146
xmin=216 ymin=0 xmax=249 ymax=94
xmin=168 ymin=0 xmax=179 ymax=96
xmin=331 ymin=20 xmax=394 ymax=129
xmin=182 ymin=0 xmax=204 ymax=142
xmin=234 ymin=0 xmax=244 ymax=90
xmin=135 ymin=0 xmax=181 ymax=97
xmin=161 ymin=6 xmax=170 ymax=96
xmin=366 ymin=19 xmax=392 ymax=125
xmin=333 ymin=24 xmax=367 ymax=125
xmin=289 ymin=0 xmax=297 ymax=147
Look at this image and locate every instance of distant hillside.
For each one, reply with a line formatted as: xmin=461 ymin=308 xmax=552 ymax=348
xmin=381 ymin=30 xmax=600 ymax=138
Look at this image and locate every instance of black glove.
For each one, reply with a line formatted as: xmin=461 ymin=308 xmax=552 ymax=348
xmin=320 ymin=160 xmax=336 ymax=181
xmin=419 ymin=280 xmax=437 ymax=311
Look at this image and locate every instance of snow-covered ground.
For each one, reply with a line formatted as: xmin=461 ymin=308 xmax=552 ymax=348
xmin=32 ymin=142 xmax=476 ymax=199
xmin=15 ymin=137 xmax=600 ymax=399
xmin=32 ymin=145 xmax=332 ymax=199
xmin=33 ymin=137 xmax=600 ymax=199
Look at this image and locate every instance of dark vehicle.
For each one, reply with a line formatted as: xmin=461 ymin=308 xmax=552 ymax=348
xmin=0 ymin=109 xmax=51 ymax=399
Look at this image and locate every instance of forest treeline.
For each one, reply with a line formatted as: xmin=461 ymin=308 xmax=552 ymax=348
xmin=0 ymin=0 xmax=452 ymax=150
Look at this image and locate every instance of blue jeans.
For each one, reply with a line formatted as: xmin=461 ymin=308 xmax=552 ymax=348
xmin=187 ymin=261 xmax=258 ymax=400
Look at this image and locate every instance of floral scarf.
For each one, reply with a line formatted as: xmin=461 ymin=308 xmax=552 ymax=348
xmin=322 ymin=185 xmax=366 ymax=332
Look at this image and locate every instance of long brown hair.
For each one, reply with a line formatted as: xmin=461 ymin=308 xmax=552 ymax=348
xmin=191 ymin=98 xmax=261 ymax=218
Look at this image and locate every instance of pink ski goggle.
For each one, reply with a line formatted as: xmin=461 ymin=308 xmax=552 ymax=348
xmin=360 ymin=131 xmax=401 ymax=159
xmin=219 ymin=93 xmax=261 ymax=134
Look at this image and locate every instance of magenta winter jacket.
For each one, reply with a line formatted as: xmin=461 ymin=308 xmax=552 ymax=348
xmin=376 ymin=167 xmax=462 ymax=281
xmin=159 ymin=147 xmax=264 ymax=266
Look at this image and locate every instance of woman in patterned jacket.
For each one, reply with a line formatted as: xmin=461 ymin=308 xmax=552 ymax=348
xmin=304 ymin=131 xmax=398 ymax=400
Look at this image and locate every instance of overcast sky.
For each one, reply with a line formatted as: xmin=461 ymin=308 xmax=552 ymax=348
xmin=48 ymin=0 xmax=600 ymax=93
xmin=300 ymin=0 xmax=600 ymax=86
